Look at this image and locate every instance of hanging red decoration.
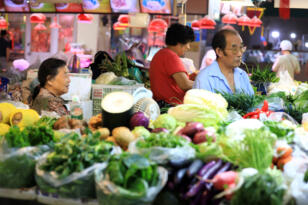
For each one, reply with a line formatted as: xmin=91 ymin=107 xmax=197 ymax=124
xmin=0 ymin=17 xmax=8 ymax=29
xmin=118 ymin=15 xmax=129 ymax=26
xmin=199 ymin=16 xmax=216 ymax=29
xmin=50 ymin=16 xmax=61 ymax=29
xmin=237 ymin=15 xmax=252 ymax=26
xmin=77 ymin=14 xmax=93 ymax=23
xmin=279 ymin=0 xmax=290 ymax=20
xmin=34 ymin=23 xmax=47 ymax=31
xmin=30 ymin=13 xmax=46 ymax=24
xmin=191 ymin=20 xmax=200 ymax=30
xmin=113 ymin=22 xmax=126 ymax=31
xmin=222 ymin=13 xmax=238 ymax=25
xmin=249 ymin=16 xmax=262 ymax=27
xmin=148 ymin=18 xmax=168 ymax=33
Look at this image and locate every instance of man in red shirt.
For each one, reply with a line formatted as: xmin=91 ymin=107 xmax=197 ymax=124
xmin=149 ymin=23 xmax=195 ymax=105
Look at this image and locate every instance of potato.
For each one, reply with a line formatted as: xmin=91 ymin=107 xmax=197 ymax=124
xmin=97 ymin=127 xmax=110 ymax=140
xmin=53 ymin=115 xmax=70 ymax=130
xmin=69 ymin=118 xmax=84 ymax=129
xmin=112 ymin=127 xmax=135 ymax=149
xmin=105 ymin=136 xmax=117 ymax=145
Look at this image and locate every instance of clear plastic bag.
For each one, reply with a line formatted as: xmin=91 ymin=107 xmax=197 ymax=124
xmin=95 ymin=165 xmax=168 ymax=205
xmin=252 ymin=97 xmax=285 ymax=112
xmin=0 ymin=140 xmax=49 ymax=188
xmin=35 ymin=153 xmax=107 ymax=199
xmin=128 ymin=138 xmax=195 ymax=165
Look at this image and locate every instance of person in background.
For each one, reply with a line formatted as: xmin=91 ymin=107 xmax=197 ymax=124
xmin=200 ymin=49 xmax=216 ymax=70
xmin=31 ymin=58 xmax=71 ymax=116
xmin=0 ymin=30 xmax=11 ymax=71
xmin=272 ymin=40 xmax=300 ymax=79
xmin=149 ymin=23 xmax=195 ymax=105
xmin=193 ymin=29 xmax=254 ymax=95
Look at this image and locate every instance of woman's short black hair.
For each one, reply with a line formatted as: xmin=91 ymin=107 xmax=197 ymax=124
xmin=32 ymin=58 xmax=66 ymax=100
xmin=165 ymin=23 xmax=195 ymax=46
xmin=212 ymin=29 xmax=239 ymax=51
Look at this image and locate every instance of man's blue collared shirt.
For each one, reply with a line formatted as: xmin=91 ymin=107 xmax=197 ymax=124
xmin=193 ymin=61 xmax=254 ymax=95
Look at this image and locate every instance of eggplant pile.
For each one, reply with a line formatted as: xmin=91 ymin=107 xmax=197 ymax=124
xmin=167 ymin=159 xmax=234 ymax=205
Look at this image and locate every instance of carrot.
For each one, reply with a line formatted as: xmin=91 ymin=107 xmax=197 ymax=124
xmin=277 ymin=156 xmax=292 ymax=170
xmin=277 ymin=147 xmax=292 ymax=159
xmin=272 ymin=156 xmax=279 ymax=164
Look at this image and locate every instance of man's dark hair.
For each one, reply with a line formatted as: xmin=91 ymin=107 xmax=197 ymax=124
xmin=212 ymin=29 xmax=239 ymax=52
xmin=165 ymin=23 xmax=195 ymax=46
xmin=1 ymin=30 xmax=7 ymax=37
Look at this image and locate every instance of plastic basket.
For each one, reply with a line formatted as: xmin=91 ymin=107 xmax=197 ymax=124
xmin=91 ymin=84 xmax=144 ymax=116
xmin=0 ymin=77 xmax=9 ymax=93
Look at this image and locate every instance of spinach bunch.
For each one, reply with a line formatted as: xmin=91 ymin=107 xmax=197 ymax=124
xmin=136 ymin=132 xmax=188 ymax=149
xmin=105 ymin=153 xmax=159 ymax=193
xmin=4 ymin=124 xmax=55 ymax=148
xmin=231 ymin=172 xmax=285 ymax=205
xmin=263 ymin=121 xmax=295 ymax=144
xmin=40 ymin=132 xmax=114 ymax=179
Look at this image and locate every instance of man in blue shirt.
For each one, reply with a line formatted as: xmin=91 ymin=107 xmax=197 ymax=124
xmin=193 ymin=29 xmax=254 ymax=96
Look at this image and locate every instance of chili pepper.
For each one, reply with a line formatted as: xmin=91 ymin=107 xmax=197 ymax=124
xmin=261 ymin=100 xmax=269 ymax=112
xmin=265 ymin=110 xmax=274 ymax=117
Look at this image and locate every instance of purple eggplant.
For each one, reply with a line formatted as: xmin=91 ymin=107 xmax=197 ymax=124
xmin=186 ymin=159 xmax=204 ymax=178
xmin=174 ymin=167 xmax=188 ymax=185
xmin=185 ymin=180 xmax=206 ymax=198
xmin=201 ymin=159 xmax=223 ymax=181
xmin=198 ymin=160 xmax=216 ymax=177
xmin=189 ymin=191 xmax=203 ymax=205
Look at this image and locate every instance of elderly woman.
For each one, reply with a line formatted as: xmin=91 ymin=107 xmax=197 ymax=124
xmin=31 ymin=58 xmax=71 ymax=116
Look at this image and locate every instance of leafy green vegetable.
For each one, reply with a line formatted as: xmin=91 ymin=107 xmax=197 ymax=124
xmin=219 ymin=128 xmax=275 ymax=171
xmin=0 ymin=154 xmax=36 ymax=188
xmin=4 ymin=117 xmax=56 ymax=148
xmin=263 ymin=121 xmax=295 ymax=143
xmin=250 ymin=65 xmax=279 ymax=83
xmin=136 ymin=132 xmax=188 ymax=149
xmin=40 ymin=132 xmax=113 ymax=179
xmin=231 ymin=172 xmax=285 ymax=205
xmin=220 ymin=92 xmax=264 ymax=116
xmin=105 ymin=153 xmax=159 ymax=191
xmin=153 ymin=114 xmax=177 ymax=131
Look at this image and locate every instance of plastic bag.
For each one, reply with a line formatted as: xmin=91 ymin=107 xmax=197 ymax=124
xmin=267 ymin=71 xmax=298 ymax=95
xmin=35 ymin=153 xmax=106 ymax=199
xmin=251 ymin=97 xmax=285 ymax=112
xmin=109 ymin=77 xmax=138 ymax=86
xmin=128 ymin=138 xmax=195 ymax=165
xmin=95 ymin=165 xmax=168 ymax=205
xmin=0 ymin=140 xmax=49 ymax=188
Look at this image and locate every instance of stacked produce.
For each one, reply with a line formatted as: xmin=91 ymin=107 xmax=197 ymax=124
xmin=1 ymin=83 xmax=308 ymax=205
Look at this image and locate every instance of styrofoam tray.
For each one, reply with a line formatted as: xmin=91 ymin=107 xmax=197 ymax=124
xmin=36 ymin=190 xmax=98 ymax=205
xmin=0 ymin=187 xmax=36 ymax=200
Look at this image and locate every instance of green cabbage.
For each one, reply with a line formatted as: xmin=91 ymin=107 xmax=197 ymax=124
xmin=153 ymin=114 xmax=177 ymax=131
xmin=132 ymin=126 xmax=151 ymax=138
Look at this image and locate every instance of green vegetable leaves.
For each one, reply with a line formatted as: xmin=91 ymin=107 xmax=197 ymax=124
xmin=40 ymin=132 xmax=114 ymax=179
xmin=105 ymin=153 xmax=159 ymax=194
xmin=231 ymin=172 xmax=285 ymax=205
xmin=136 ymin=132 xmax=188 ymax=149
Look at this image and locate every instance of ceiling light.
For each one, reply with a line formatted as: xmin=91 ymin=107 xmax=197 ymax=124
xmin=271 ymin=31 xmax=280 ymax=38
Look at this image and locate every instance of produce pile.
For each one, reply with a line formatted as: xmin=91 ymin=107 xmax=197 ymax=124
xmin=1 ymin=86 xmax=308 ymax=205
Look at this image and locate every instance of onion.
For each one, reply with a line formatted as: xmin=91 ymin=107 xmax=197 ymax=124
xmin=129 ymin=112 xmax=149 ymax=129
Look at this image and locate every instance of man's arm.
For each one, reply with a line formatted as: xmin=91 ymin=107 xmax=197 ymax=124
xmin=172 ymin=72 xmax=193 ymax=91
xmin=6 ymin=47 xmax=10 ymax=62
xmin=272 ymin=58 xmax=280 ymax=72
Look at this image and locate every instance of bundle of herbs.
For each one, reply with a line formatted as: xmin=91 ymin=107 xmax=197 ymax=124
xmin=249 ymin=64 xmax=279 ymax=83
xmin=220 ymin=92 xmax=265 ymax=116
